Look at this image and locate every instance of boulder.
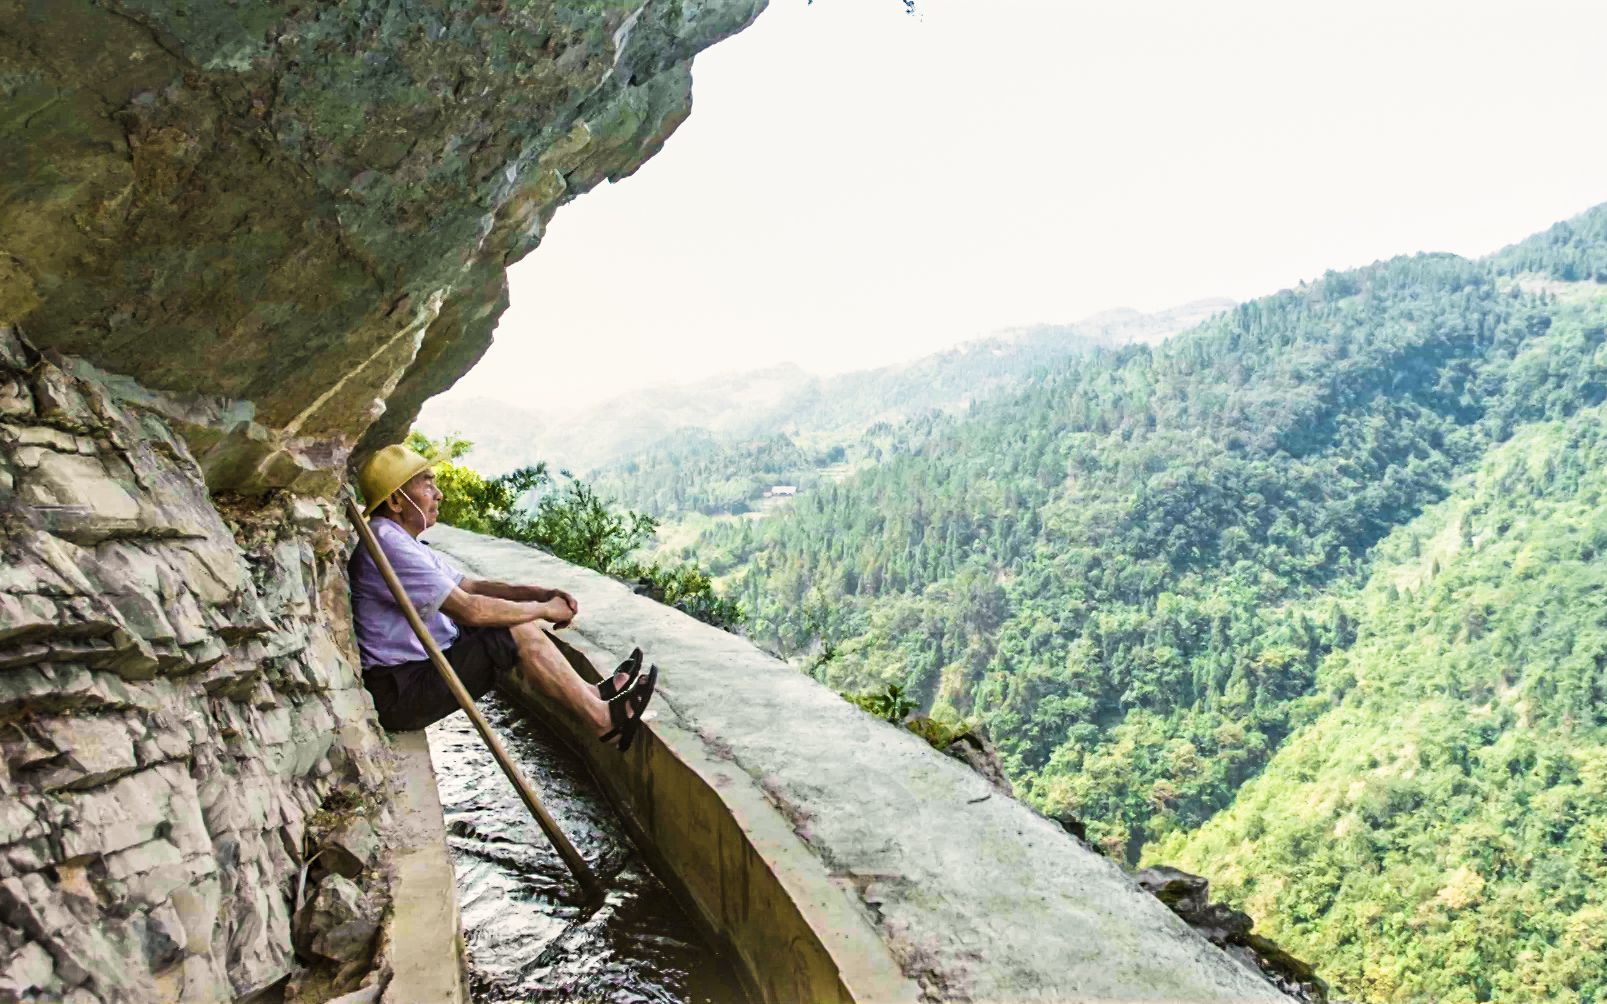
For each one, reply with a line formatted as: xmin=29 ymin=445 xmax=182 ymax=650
xmin=319 ymin=818 xmax=380 ymax=881
xmin=1136 ymin=865 xmax=1328 ymax=1003
xmin=296 ymin=875 xmax=381 ymax=967
xmin=940 ymin=725 xmax=1015 ymax=797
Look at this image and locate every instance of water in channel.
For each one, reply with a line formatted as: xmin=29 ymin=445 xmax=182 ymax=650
xmin=427 ymin=693 xmax=748 ymax=1004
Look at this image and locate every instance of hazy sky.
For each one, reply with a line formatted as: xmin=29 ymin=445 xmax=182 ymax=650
xmin=441 ymin=0 xmax=1607 ymax=413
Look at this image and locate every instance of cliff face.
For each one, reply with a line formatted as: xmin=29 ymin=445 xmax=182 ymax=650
xmin=0 ymin=328 xmax=384 ymax=1000
xmin=0 ymin=1 xmax=762 ymax=999
xmin=4 ymin=0 xmax=763 ymax=490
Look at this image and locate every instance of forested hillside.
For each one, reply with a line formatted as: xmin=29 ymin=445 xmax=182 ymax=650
xmin=1154 ymin=407 xmax=1607 ymax=1001
xmin=592 ymin=430 xmax=824 ymax=517
xmin=674 ymin=205 xmax=1607 ymax=1000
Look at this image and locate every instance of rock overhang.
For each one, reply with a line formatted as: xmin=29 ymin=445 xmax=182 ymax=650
xmin=1 ymin=0 xmax=767 ymax=491
xmin=0 ymin=3 xmax=767 ymax=998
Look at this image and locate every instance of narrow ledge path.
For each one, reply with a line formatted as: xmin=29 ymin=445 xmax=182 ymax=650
xmin=424 ymin=524 xmax=1291 ymax=1004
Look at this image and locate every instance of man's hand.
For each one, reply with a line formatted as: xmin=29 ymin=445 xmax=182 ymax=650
xmin=547 ymin=589 xmax=579 ymax=628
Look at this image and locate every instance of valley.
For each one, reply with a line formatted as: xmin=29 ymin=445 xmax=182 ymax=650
xmin=604 ymin=207 xmax=1607 ymax=1002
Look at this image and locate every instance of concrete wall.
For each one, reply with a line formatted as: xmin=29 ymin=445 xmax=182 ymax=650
xmin=425 ymin=525 xmax=1292 ymax=1004
xmin=380 ymin=732 xmax=469 ymax=1004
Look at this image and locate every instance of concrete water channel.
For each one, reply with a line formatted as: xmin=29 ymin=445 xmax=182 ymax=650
xmin=416 ymin=525 xmax=1294 ymax=1004
xmin=428 ymin=695 xmax=747 ymax=1002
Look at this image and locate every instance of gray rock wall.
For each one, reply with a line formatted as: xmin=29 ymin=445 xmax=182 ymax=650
xmin=0 ymin=1 xmax=765 ymax=999
xmin=0 ymin=327 xmax=389 ymax=1001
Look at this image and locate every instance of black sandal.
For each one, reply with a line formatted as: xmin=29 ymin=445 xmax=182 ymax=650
xmin=597 ymin=647 xmax=643 ymax=702
xmin=600 ymin=664 xmax=657 ymax=753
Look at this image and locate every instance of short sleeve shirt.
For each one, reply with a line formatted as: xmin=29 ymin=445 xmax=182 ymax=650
xmin=349 ymin=518 xmax=464 ymax=669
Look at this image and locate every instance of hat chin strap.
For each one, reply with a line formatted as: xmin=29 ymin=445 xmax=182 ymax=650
xmin=396 ymin=488 xmax=430 ymax=525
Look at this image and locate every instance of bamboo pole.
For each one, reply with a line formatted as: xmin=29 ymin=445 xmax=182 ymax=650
xmin=344 ymin=493 xmax=601 ymax=899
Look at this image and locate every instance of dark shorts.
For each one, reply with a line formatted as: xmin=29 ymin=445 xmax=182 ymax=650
xmin=362 ymin=626 xmax=521 ymax=732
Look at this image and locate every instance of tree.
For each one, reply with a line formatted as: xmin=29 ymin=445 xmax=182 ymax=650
xmin=407 ymin=431 xmax=744 ymax=629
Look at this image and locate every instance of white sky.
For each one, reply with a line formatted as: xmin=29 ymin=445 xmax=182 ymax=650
xmin=442 ymin=0 xmax=1607 ymax=413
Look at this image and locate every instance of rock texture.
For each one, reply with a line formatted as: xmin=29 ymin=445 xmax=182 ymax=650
xmin=0 ymin=327 xmax=389 ymax=1000
xmin=1136 ymin=865 xmax=1329 ymax=1004
xmin=2 ymin=0 xmax=766 ymax=490
xmin=937 ymin=724 xmax=1015 ymax=797
xmin=0 ymin=1 xmax=764 ymax=999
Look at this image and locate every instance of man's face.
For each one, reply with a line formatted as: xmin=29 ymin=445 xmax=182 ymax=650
xmin=390 ymin=470 xmax=442 ymax=530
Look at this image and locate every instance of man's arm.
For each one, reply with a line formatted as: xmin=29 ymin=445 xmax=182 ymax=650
xmin=439 ymin=585 xmax=571 ymax=628
xmin=459 ymin=576 xmax=578 ymax=623
xmin=459 ymin=576 xmax=550 ymax=602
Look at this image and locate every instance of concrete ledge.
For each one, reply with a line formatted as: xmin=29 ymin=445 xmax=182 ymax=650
xmin=520 ymin=631 xmax=916 ymax=1004
xmin=425 ymin=525 xmax=1290 ymax=1004
xmin=380 ymin=731 xmax=468 ymax=1004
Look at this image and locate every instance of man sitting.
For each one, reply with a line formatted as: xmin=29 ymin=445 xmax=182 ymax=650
xmin=350 ymin=444 xmax=652 ymax=749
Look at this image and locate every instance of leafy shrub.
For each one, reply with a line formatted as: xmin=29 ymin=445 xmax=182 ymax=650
xmin=406 ymin=431 xmax=744 ymax=630
xmin=842 ymin=684 xmax=983 ymax=753
xmin=845 ymin=682 xmax=917 ymax=722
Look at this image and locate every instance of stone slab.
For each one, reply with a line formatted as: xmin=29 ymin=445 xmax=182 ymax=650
xmin=424 ymin=525 xmax=1291 ymax=1004
xmin=379 ymin=731 xmax=468 ymax=1004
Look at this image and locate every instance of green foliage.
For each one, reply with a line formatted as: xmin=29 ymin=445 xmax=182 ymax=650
xmin=904 ymin=714 xmax=972 ymax=750
xmin=591 ymin=432 xmax=822 ymax=518
xmin=407 ymin=431 xmax=744 ymax=630
xmin=692 ymin=238 xmax=1607 ymax=862
xmin=1490 ymin=203 xmax=1607 ymax=283
xmin=845 ymin=682 xmax=917 ymax=722
xmin=406 ymin=430 xmax=546 ymax=536
xmin=630 ymin=558 xmax=745 ymax=629
xmin=634 ymin=203 xmax=1607 ymax=997
xmin=523 ymin=478 xmax=659 ymax=575
xmin=1154 ymin=408 xmax=1607 ymax=1002
xmin=583 ymin=312 xmax=1178 ymax=520
xmin=842 ymin=685 xmax=979 ymax=753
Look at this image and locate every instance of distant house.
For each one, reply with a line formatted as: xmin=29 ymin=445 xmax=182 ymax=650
xmin=764 ymin=485 xmax=798 ymax=497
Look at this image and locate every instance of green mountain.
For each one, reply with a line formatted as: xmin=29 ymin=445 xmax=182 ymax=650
xmin=591 ymin=429 xmax=823 ymax=519
xmin=1153 ymin=406 xmax=1607 ymax=1002
xmin=675 ymin=205 xmax=1607 ymax=1000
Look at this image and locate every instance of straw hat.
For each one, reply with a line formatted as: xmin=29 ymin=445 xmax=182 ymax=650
xmin=356 ymin=444 xmax=433 ymax=515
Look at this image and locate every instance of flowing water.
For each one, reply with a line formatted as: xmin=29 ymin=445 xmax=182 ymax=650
xmin=426 ymin=694 xmax=749 ymax=1004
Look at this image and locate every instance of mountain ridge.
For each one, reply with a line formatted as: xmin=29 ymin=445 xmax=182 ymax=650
xmin=667 ymin=203 xmax=1607 ymax=1001
xmin=417 ymin=298 xmax=1232 ymax=475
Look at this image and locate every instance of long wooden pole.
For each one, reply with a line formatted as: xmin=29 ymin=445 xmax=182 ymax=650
xmin=344 ymin=494 xmax=601 ymax=899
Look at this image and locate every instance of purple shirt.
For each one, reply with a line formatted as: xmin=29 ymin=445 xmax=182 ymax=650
xmin=349 ymin=518 xmax=464 ymax=669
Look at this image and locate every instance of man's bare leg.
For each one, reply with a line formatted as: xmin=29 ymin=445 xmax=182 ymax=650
xmin=507 ymin=621 xmax=614 ymax=735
